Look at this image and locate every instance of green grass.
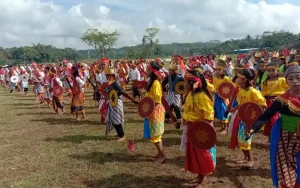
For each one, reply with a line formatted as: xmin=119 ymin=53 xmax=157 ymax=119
xmin=0 ymin=86 xmax=272 ymax=188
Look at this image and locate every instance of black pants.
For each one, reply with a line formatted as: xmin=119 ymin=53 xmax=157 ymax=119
xmin=165 ymin=105 xmax=181 ymax=119
xmin=114 ymin=124 xmax=124 ymax=138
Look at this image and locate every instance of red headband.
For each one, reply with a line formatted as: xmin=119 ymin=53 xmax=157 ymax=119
xmin=148 ymin=64 xmax=163 ymax=80
xmin=184 ymin=72 xmax=202 ymax=89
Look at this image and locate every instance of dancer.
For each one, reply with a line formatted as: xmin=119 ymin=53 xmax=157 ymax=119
xmin=49 ymin=67 xmax=65 ymax=114
xmin=261 ymin=62 xmax=289 ymax=142
xmin=182 ymin=69 xmax=216 ymax=188
xmin=228 ymin=69 xmax=266 ymax=167
xmin=144 ymin=61 xmax=166 ymax=164
xmin=71 ymin=66 xmax=86 ymax=121
xmin=105 ymin=66 xmax=138 ymax=141
xmin=247 ymin=65 xmax=300 ymax=188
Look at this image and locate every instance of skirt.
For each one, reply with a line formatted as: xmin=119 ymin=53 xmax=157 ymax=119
xmin=53 ymin=96 xmax=64 ymax=109
xmin=214 ymin=93 xmax=229 ymax=122
xmin=270 ymin=119 xmax=300 ymax=188
xmin=106 ymin=99 xmax=124 ymax=135
xmin=185 ymin=124 xmax=216 ymax=175
xmin=145 ymin=104 xmax=165 ymax=143
xmin=34 ymin=84 xmax=44 ymax=95
xmin=166 ymin=91 xmax=181 ymax=107
xmin=71 ymin=93 xmax=84 ymax=113
xmin=230 ymin=115 xmax=253 ymax=150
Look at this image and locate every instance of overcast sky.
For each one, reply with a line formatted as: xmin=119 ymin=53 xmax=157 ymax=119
xmin=1 ymin=0 xmax=300 ymax=49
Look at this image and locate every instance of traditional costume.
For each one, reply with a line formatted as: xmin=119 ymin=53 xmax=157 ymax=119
xmin=183 ymin=71 xmax=216 ymax=175
xmin=71 ymin=75 xmax=85 ymax=114
xmin=50 ymin=69 xmax=64 ymax=112
xmin=251 ymin=66 xmax=300 ymax=188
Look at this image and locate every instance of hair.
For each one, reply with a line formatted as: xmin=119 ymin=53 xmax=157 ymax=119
xmin=72 ymin=66 xmax=79 ymax=77
xmin=146 ymin=62 xmax=160 ymax=92
xmin=263 ymin=62 xmax=279 ymax=86
xmin=187 ymin=69 xmax=212 ymax=101
xmin=238 ymin=69 xmax=255 ymax=89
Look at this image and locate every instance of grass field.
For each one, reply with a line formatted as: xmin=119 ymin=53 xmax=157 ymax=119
xmin=0 ymin=86 xmax=272 ymax=188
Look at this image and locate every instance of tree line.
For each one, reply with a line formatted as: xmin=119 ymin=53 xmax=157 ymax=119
xmin=1 ymin=29 xmax=299 ymax=65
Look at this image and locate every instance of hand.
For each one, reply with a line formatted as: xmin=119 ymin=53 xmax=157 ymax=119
xmin=245 ymin=129 xmax=254 ymax=140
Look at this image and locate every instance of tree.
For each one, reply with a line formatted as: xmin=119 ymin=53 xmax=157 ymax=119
xmin=141 ymin=27 xmax=160 ymax=58
xmin=80 ymin=27 xmax=120 ymax=58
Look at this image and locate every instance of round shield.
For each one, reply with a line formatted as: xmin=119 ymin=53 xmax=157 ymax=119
xmin=10 ymin=76 xmax=19 ymax=83
xmin=53 ymin=86 xmax=63 ymax=97
xmin=187 ymin=121 xmax=217 ymax=150
xmin=138 ymin=97 xmax=155 ymax=118
xmin=100 ymin=83 xmax=110 ymax=97
xmin=133 ymin=80 xmax=148 ymax=89
xmin=238 ymin=102 xmax=263 ymax=130
xmin=21 ymin=74 xmax=29 ymax=82
xmin=217 ymin=82 xmax=235 ymax=99
xmin=175 ymin=81 xmax=186 ymax=95
xmin=109 ymin=89 xmax=118 ymax=107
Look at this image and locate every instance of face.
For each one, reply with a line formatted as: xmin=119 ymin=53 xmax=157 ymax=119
xmin=146 ymin=66 xmax=152 ymax=77
xmin=236 ymin=75 xmax=246 ymax=86
xmin=267 ymin=68 xmax=278 ymax=77
xmin=286 ymin=73 xmax=300 ymax=89
xmin=258 ymin=64 xmax=266 ymax=71
xmin=184 ymin=79 xmax=192 ymax=92
xmin=215 ymin=68 xmax=224 ymax=76
xmin=169 ymin=69 xmax=175 ymax=75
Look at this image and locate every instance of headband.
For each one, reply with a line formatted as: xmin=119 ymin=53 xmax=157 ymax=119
xmin=184 ymin=71 xmax=202 ymax=90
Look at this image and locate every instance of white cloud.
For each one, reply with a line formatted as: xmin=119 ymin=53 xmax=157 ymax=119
xmin=99 ymin=5 xmax=110 ymax=15
xmin=0 ymin=0 xmax=300 ymax=49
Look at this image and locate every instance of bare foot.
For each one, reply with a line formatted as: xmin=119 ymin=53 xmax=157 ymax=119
xmin=154 ymin=156 xmax=166 ymax=164
xmin=117 ymin=137 xmax=126 ymax=142
xmin=219 ymin=129 xmax=228 ymax=135
xmin=236 ymin=159 xmax=247 ymax=164
xmin=195 ymin=183 xmax=203 ymax=188
xmin=244 ymin=161 xmax=254 ymax=168
xmin=153 ymin=154 xmax=160 ymax=158
xmin=55 ymin=109 xmax=59 ymax=114
xmin=81 ymin=116 xmax=87 ymax=120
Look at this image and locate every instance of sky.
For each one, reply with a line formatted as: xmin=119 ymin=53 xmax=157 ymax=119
xmin=1 ymin=0 xmax=300 ymax=50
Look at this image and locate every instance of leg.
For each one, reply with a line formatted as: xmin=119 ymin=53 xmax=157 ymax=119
xmin=154 ymin=141 xmax=166 ymax=164
xmin=173 ymin=105 xmax=182 ymax=129
xmin=195 ymin=174 xmax=205 ymax=188
xmin=113 ymin=124 xmax=125 ymax=141
xmin=243 ymin=150 xmax=254 ymax=167
xmin=82 ymin=109 xmax=86 ymax=120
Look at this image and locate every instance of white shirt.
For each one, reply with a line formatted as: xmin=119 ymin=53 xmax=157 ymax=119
xmin=201 ymin=64 xmax=214 ymax=73
xmin=100 ymin=71 xmax=108 ymax=83
xmin=51 ymin=77 xmax=63 ymax=88
xmin=95 ymin=73 xmax=102 ymax=83
xmin=130 ymin=69 xmax=140 ymax=81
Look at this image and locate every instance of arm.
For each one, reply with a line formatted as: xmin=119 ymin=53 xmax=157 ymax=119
xmin=56 ymin=78 xmax=63 ymax=87
xmin=251 ymin=100 xmax=282 ymax=133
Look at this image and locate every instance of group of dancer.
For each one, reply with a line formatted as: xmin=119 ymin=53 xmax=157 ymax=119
xmin=0 ymin=49 xmax=299 ymax=188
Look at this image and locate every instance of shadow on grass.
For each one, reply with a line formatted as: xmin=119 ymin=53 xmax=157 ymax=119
xmin=32 ymin=117 xmax=101 ymax=126
xmin=83 ymin=173 xmax=186 ymax=188
xmin=70 ymin=151 xmax=153 ymax=164
xmin=211 ymin=157 xmax=271 ymax=188
xmin=45 ymin=134 xmax=108 ymax=143
xmin=134 ymin=137 xmax=181 ymax=147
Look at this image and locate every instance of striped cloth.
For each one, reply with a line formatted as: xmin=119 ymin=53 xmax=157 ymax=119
xmin=166 ymin=91 xmax=181 ymax=107
xmin=34 ymin=84 xmax=44 ymax=95
xmin=276 ymin=130 xmax=300 ymax=187
xmin=106 ymin=99 xmax=124 ymax=135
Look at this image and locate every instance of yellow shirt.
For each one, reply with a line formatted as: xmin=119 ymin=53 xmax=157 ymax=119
xmin=261 ymin=77 xmax=289 ymax=97
xmin=236 ymin=87 xmax=267 ymax=107
xmin=145 ymin=80 xmax=162 ymax=104
xmin=206 ymin=79 xmax=216 ymax=94
xmin=213 ymin=76 xmax=232 ymax=89
xmin=183 ymin=92 xmax=214 ymax=122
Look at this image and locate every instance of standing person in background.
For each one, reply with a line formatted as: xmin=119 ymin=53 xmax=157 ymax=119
xmin=50 ymin=67 xmax=65 ymax=114
xmin=71 ymin=67 xmax=86 ymax=121
xmin=226 ymin=56 xmax=234 ymax=78
xmin=130 ymin=62 xmax=141 ymax=101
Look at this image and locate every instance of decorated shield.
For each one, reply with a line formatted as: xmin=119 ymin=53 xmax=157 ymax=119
xmin=217 ymin=82 xmax=235 ymax=99
xmin=138 ymin=97 xmax=155 ymax=118
xmin=187 ymin=121 xmax=217 ymax=150
xmin=109 ymin=89 xmax=118 ymax=107
xmin=100 ymin=83 xmax=110 ymax=97
xmin=53 ymin=86 xmax=63 ymax=97
xmin=175 ymin=81 xmax=186 ymax=95
xmin=10 ymin=76 xmax=19 ymax=83
xmin=20 ymin=74 xmax=29 ymax=82
xmin=133 ymin=80 xmax=148 ymax=89
xmin=238 ymin=102 xmax=263 ymax=130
